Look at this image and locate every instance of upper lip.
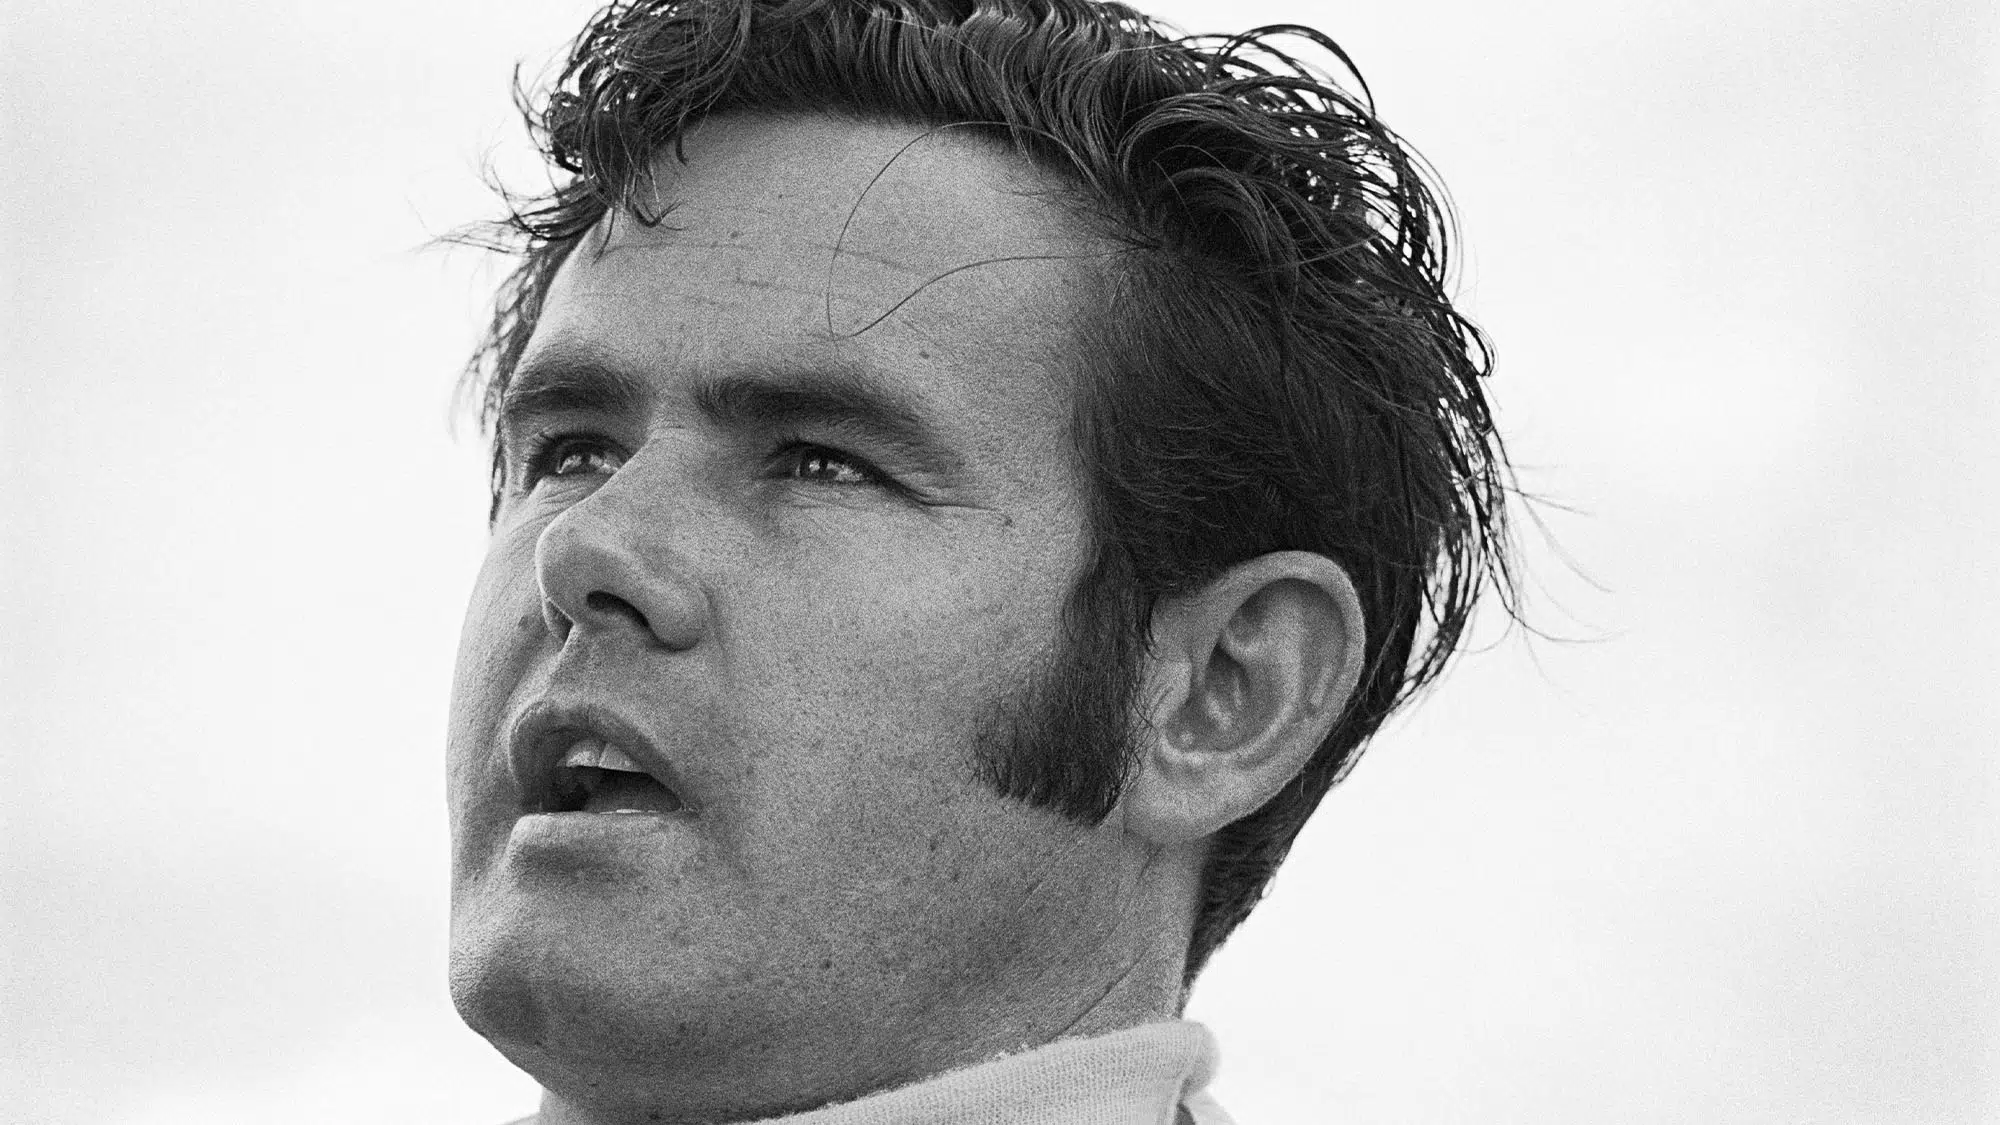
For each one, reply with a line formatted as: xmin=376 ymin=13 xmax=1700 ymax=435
xmin=506 ymin=698 xmax=682 ymax=813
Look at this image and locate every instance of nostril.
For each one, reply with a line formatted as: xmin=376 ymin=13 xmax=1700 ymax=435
xmin=584 ymin=590 xmax=651 ymax=631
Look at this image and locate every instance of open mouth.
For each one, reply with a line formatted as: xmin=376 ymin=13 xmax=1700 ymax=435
xmin=548 ymin=738 xmax=685 ymax=815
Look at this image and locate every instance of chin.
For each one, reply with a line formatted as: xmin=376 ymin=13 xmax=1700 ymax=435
xmin=452 ymin=884 xmax=796 ymax=1084
xmin=447 ymin=888 xmax=930 ymax=1121
xmin=449 ymin=916 xmax=824 ymax=1122
xmin=455 ymin=893 xmax=676 ymax=1050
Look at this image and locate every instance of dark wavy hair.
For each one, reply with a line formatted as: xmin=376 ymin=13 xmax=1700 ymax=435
xmin=460 ymin=0 xmax=1516 ymax=982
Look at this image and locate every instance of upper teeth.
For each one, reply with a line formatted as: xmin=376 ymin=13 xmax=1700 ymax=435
xmin=558 ymin=738 xmax=647 ymax=773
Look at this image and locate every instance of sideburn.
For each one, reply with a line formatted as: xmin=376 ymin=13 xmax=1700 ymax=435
xmin=971 ymin=555 xmax=1148 ymax=825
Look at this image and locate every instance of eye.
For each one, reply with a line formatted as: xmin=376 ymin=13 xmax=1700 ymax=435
xmin=519 ymin=432 xmax=624 ymax=489
xmin=777 ymin=442 xmax=884 ymax=487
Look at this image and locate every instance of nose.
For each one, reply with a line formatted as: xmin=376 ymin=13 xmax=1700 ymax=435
xmin=534 ymin=492 xmax=710 ymax=651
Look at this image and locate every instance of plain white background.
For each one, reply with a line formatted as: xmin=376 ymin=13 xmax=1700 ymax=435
xmin=2 ymin=0 xmax=1994 ymax=1121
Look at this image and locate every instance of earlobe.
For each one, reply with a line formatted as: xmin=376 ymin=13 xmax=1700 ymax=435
xmin=1121 ymin=552 xmax=1366 ymax=847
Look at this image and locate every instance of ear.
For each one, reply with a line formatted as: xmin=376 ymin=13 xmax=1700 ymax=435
xmin=1120 ymin=551 xmax=1366 ymax=847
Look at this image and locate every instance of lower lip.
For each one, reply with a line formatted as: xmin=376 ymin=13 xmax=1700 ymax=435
xmin=506 ymin=810 xmax=685 ymax=851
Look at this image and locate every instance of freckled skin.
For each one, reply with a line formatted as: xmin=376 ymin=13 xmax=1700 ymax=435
xmin=447 ymin=114 xmax=1194 ymax=1125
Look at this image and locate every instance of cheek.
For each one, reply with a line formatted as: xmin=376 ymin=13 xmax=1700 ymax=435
xmin=802 ymin=519 xmax=1078 ymax=654
xmin=721 ymin=516 xmax=1081 ymax=764
xmin=447 ymin=540 xmax=543 ymax=808
xmin=754 ymin=584 xmax=1043 ymax=726
xmin=454 ymin=537 xmax=544 ymax=689
xmin=718 ymin=598 xmax=1052 ymax=872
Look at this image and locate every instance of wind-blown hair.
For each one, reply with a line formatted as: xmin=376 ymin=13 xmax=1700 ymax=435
xmin=462 ymin=0 xmax=1515 ymax=982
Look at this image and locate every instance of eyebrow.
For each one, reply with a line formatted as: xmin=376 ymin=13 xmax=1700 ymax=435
xmin=498 ymin=356 xmax=650 ymax=432
xmin=691 ymin=362 xmax=965 ymax=478
xmin=498 ymin=347 xmax=964 ymax=478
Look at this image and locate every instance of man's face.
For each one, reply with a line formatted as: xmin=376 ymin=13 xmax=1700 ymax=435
xmin=446 ymin=114 xmax=1143 ymax=1115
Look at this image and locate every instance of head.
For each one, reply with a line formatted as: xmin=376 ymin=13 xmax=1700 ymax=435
xmin=448 ymin=0 xmax=1511 ymax=1119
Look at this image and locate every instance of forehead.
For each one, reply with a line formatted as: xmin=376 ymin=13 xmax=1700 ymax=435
xmin=525 ymin=112 xmax=1104 ymax=450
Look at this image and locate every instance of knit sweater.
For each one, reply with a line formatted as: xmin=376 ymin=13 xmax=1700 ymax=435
xmin=506 ymin=1020 xmax=1235 ymax=1125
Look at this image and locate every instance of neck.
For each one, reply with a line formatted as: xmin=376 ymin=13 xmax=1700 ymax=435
xmin=534 ymin=846 xmax=1202 ymax=1125
xmin=536 ymin=941 xmax=1190 ymax=1125
xmin=539 ymin=1018 xmax=1212 ymax=1125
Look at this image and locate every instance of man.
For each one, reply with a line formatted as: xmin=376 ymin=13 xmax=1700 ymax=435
xmin=446 ymin=1 xmax=1513 ymax=1122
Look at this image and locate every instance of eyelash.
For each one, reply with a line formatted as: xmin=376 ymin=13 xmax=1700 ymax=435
xmin=517 ymin=431 xmax=620 ymax=489
xmin=778 ymin=442 xmax=889 ymax=488
xmin=513 ymin=430 xmax=891 ymax=491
